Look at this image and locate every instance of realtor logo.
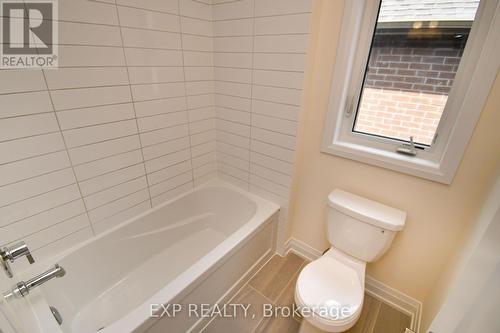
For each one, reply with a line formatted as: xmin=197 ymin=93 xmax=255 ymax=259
xmin=1 ymin=0 xmax=58 ymax=68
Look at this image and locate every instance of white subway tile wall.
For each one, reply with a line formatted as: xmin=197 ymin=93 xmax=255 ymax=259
xmin=0 ymin=0 xmax=311 ymax=262
xmin=213 ymin=0 xmax=312 ymax=248
xmin=0 ymin=0 xmax=215 ymax=262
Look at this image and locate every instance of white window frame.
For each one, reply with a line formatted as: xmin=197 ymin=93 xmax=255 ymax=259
xmin=321 ymin=0 xmax=500 ymax=184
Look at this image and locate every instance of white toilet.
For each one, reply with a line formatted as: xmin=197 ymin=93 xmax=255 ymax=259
xmin=295 ymin=189 xmax=406 ymax=333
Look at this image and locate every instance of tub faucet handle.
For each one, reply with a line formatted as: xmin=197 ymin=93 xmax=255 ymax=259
xmin=1 ymin=241 xmax=35 ymax=278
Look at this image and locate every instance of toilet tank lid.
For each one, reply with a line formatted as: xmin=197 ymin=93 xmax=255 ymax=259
xmin=328 ymin=190 xmax=406 ymax=231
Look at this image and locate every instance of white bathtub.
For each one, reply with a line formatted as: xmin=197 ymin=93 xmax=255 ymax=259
xmin=24 ymin=181 xmax=279 ymax=333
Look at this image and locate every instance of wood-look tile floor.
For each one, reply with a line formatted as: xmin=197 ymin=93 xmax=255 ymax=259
xmin=201 ymin=254 xmax=411 ymax=333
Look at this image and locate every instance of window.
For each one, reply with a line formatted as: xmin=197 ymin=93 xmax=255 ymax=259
xmin=354 ymin=2 xmax=478 ymax=147
xmin=322 ymin=0 xmax=500 ymax=184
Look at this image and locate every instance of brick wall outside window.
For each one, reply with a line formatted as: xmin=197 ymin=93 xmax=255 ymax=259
xmin=354 ymin=31 xmax=468 ymax=145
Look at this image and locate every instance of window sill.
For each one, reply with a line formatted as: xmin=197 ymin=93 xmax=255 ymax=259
xmin=320 ymin=0 xmax=499 ymax=186
xmin=321 ymin=139 xmax=451 ymax=184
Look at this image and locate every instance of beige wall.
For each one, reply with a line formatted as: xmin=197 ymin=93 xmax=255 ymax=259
xmin=423 ymin=167 xmax=500 ymax=331
xmin=288 ymin=0 xmax=500 ymax=323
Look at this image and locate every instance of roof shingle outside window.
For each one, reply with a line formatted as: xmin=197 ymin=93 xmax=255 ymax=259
xmin=379 ymin=0 xmax=480 ymax=23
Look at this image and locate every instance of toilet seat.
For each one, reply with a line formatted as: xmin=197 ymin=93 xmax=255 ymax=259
xmin=295 ymin=250 xmax=366 ymax=332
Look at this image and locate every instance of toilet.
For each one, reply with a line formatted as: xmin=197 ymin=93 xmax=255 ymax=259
xmin=295 ymin=189 xmax=406 ymax=333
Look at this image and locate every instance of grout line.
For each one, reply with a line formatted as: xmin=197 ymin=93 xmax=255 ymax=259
xmin=87 ymin=185 xmax=149 ymax=213
xmin=77 ymin=160 xmax=145 ymax=185
xmin=2 ymin=36 xmax=309 ymax=55
xmin=0 ymin=130 xmax=61 ymax=145
xmin=31 ymin=225 xmax=91 ymax=253
xmin=54 ymin=100 xmax=133 ymax=113
xmin=218 ymin=170 xmax=247 ymax=185
xmin=178 ymin=0 xmax=198 ymax=188
xmin=112 ymin=1 xmax=310 ymax=22
xmin=91 ymin=197 xmax=150 ymax=226
xmin=248 ymin=182 xmax=288 ymax=200
xmin=84 ymin=173 xmax=146 ymax=198
xmin=215 ymin=117 xmax=250 ymax=128
xmin=216 ymin=127 xmax=250 ymax=138
xmin=50 ymin=43 xmax=181 ymax=50
xmin=150 ymin=179 xmax=193 ymax=201
xmin=0 ymin=197 xmax=83 ymax=230
xmin=0 ymin=180 xmax=77 ymax=210
xmin=216 ymin=150 xmax=250 ymax=164
xmin=71 ymin=146 xmax=142 ymax=168
xmin=215 ymin=92 xmax=302 ymax=106
xmin=51 ymin=100 xmax=133 ymax=113
xmin=6 ymin=211 xmax=88 ymax=246
xmin=64 ymin=132 xmax=139 ymax=151
xmin=144 ymin=146 xmax=191 ymax=164
xmin=0 ymin=110 xmax=55 ymax=121
xmin=215 ymin=79 xmax=304 ymax=91
xmin=194 ymin=160 xmax=218 ymax=175
xmin=73 ymin=151 xmax=143 ymax=183
xmin=0 ymin=166 xmax=74 ymax=197
xmin=217 ymin=161 xmax=248 ymax=176
xmin=215 ymin=116 xmax=252 ymax=127
xmin=63 ymin=123 xmax=186 ymax=147
xmin=250 ymin=150 xmax=293 ymax=167
xmin=1 ymin=63 xmax=305 ymax=70
xmin=148 ymin=170 xmax=192 ymax=191
xmin=216 ymin=140 xmax=249 ymax=152
xmin=215 ymin=66 xmax=304 ymax=73
xmin=213 ymin=12 xmax=312 ymax=22
xmin=218 ymin=134 xmax=295 ymax=157
xmin=51 ymin=94 xmax=209 ymax=113
xmin=219 ymin=156 xmax=292 ymax=179
xmin=28 ymin=0 xmax=97 ymax=236
xmin=46 ymin=81 xmax=192 ymax=93
xmin=214 ymin=32 xmax=310 ymax=38
xmin=0 ymin=88 xmax=47 ymax=96
xmin=368 ymin=300 xmax=382 ymax=333
xmin=219 ymin=108 xmax=298 ymax=123
xmin=214 ymin=50 xmax=306 ymax=55
xmin=142 ymin=131 xmax=202 ymax=149
xmin=216 ymin=117 xmax=297 ymax=138
xmin=136 ymin=108 xmax=188 ymax=120
xmin=219 ymin=143 xmax=294 ymax=166
xmin=217 ymin=105 xmax=298 ymax=122
xmin=60 ymin=116 xmax=137 ymax=132
xmin=247 ymin=284 xmax=276 ymax=306
xmin=148 ymin=162 xmax=192 ymax=186
xmin=218 ymin=161 xmax=291 ymax=189
xmin=115 ymin=3 xmax=208 ymax=22
xmin=273 ymin=265 xmax=302 ymax=302
xmin=0 ymin=147 xmax=67 ymax=168
xmin=115 ymin=3 xmax=155 ymax=209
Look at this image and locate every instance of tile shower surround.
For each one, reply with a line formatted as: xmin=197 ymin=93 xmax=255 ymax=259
xmin=0 ymin=0 xmax=311 ymax=262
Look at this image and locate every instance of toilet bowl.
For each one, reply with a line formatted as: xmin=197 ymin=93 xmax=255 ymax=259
xmin=295 ymin=189 xmax=406 ymax=332
xmin=295 ymin=249 xmax=365 ymax=332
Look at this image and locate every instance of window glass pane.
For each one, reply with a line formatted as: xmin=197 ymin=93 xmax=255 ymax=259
xmin=353 ymin=0 xmax=480 ymax=146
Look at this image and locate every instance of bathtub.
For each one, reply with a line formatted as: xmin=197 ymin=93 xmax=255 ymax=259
xmin=23 ymin=181 xmax=279 ymax=333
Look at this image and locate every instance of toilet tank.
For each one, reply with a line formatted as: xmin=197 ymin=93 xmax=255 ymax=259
xmin=327 ymin=190 xmax=406 ymax=262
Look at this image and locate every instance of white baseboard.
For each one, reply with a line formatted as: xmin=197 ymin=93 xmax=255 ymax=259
xmin=284 ymin=237 xmax=324 ymax=261
xmin=284 ymin=237 xmax=423 ymax=333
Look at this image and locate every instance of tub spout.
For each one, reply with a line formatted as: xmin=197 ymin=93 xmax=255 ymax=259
xmin=3 ymin=264 xmax=65 ymax=300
